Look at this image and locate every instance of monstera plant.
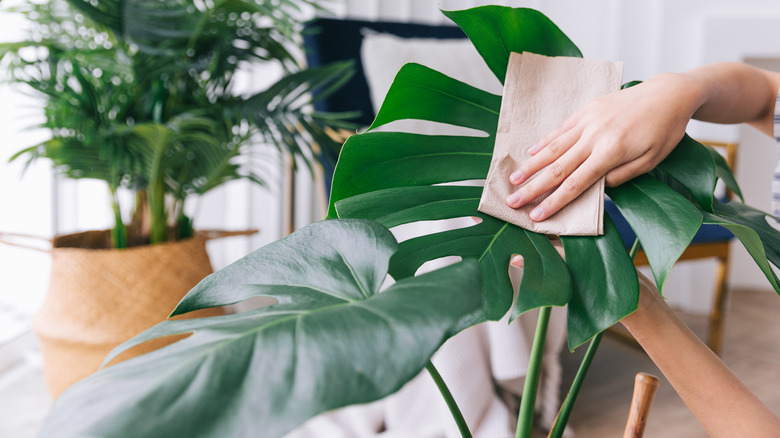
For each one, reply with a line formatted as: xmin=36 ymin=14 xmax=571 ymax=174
xmin=38 ymin=219 xmax=484 ymax=437
xmin=37 ymin=5 xmax=780 ymax=438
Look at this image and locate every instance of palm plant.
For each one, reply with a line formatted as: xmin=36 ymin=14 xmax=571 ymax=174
xmin=32 ymin=5 xmax=780 ymax=438
xmin=1 ymin=0 xmax=353 ymax=247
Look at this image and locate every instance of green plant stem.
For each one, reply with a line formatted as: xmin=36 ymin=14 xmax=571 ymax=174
xmin=425 ymin=361 xmax=472 ymax=438
xmin=148 ymin=79 xmax=168 ymax=244
xmin=109 ymin=186 xmax=126 ymax=249
xmin=547 ymin=331 xmax=602 ymax=438
xmin=548 ymin=239 xmax=641 ymax=438
xmin=515 ymin=305 xmax=552 ymax=438
xmin=148 ymin=179 xmax=167 ymax=244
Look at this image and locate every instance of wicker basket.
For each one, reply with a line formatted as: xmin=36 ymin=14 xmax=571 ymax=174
xmin=2 ymin=229 xmax=252 ymax=398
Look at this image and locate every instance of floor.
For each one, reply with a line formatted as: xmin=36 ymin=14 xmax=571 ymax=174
xmin=1 ymin=289 xmax=779 ymax=438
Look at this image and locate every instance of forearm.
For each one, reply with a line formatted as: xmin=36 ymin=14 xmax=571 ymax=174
xmin=668 ymin=62 xmax=780 ymax=135
xmin=622 ymin=293 xmax=780 ymax=437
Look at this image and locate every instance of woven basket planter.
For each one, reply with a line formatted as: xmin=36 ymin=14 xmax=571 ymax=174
xmin=29 ymin=230 xmax=228 ymax=398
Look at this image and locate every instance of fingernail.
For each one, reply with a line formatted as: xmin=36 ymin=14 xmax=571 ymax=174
xmin=528 ymin=142 xmax=543 ymax=155
xmin=510 ymin=255 xmax=524 ymax=267
xmin=506 ymin=192 xmax=523 ymax=208
xmin=509 ymin=170 xmax=523 ymax=184
xmin=529 ymin=207 xmax=545 ymax=221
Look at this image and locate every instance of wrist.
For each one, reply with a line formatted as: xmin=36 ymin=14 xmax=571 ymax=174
xmin=620 ymin=285 xmax=668 ymax=339
xmin=647 ymin=72 xmax=709 ymax=119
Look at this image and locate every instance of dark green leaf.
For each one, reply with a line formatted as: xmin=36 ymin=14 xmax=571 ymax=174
xmin=510 ymin=232 xmax=572 ymax=319
xmin=39 ymin=219 xmax=483 ymax=438
xmin=327 ymin=7 xmax=595 ymax=336
xmin=707 ymin=146 xmax=744 ymax=201
xmin=705 ymin=199 xmax=780 ymax=293
xmin=655 ymin=135 xmax=717 ymax=211
xmin=173 ymin=219 xmax=395 ymax=314
xmin=562 ymin=216 xmax=639 ymax=350
xmin=387 ymin=218 xmax=569 ymax=328
xmin=368 ymin=62 xmax=501 ymax=132
xmin=335 ymin=185 xmax=483 ymax=228
xmin=607 ymin=174 xmax=702 ymax=292
xmin=335 ymin=185 xmax=571 ymax=321
xmin=621 ymin=80 xmax=642 ymax=89
xmin=327 ymin=131 xmax=494 ymax=219
xmin=442 ymin=5 xmax=582 ymax=84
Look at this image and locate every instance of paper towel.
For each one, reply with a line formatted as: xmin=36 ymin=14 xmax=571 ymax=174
xmin=478 ymin=52 xmax=623 ymax=236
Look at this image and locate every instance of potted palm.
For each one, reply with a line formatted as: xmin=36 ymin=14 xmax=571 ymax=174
xmin=0 ymin=0 xmax=352 ymax=397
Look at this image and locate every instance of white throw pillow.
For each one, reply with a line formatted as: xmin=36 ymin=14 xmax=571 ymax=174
xmin=360 ymin=30 xmax=503 ymax=119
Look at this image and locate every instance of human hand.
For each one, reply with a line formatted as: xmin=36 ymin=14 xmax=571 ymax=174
xmin=505 ymin=74 xmax=697 ymax=221
xmin=509 ymin=237 xmax=563 ymax=268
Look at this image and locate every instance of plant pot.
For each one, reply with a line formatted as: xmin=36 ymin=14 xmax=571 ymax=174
xmin=31 ymin=230 xmax=225 ymax=398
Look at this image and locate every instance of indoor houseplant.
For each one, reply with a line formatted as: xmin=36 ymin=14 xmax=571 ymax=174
xmin=2 ymin=0 xmax=351 ymax=248
xmin=34 ymin=5 xmax=780 ymax=438
xmin=0 ymin=0 xmax=352 ymax=397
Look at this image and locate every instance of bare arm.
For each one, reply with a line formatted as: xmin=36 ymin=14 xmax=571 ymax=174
xmin=510 ymin=252 xmax=780 ymax=436
xmin=622 ymin=273 xmax=780 ymax=438
xmin=506 ymin=62 xmax=780 ymax=221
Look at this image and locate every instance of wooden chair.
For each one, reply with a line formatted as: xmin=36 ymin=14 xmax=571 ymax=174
xmin=622 ymin=372 xmax=661 ymax=438
xmin=607 ymin=141 xmax=738 ymax=355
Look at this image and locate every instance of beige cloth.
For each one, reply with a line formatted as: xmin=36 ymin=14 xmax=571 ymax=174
xmin=478 ymin=52 xmax=624 ymax=236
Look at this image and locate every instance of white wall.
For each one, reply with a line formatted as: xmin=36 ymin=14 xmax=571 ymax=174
xmin=0 ymin=4 xmax=53 ymax=342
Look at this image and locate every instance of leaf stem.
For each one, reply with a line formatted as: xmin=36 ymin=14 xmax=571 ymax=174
xmin=108 ymin=185 xmax=126 ymax=249
xmin=547 ymin=331 xmax=602 ymax=438
xmin=515 ymin=306 xmax=552 ymax=438
xmin=426 ymin=361 xmax=472 ymax=438
xmin=548 ymin=238 xmax=641 ymax=438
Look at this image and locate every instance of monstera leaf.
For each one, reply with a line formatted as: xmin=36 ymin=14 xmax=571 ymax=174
xmin=705 ymin=199 xmax=780 ymax=291
xmin=39 ymin=6 xmax=780 ymax=438
xmin=327 ymin=6 xmax=646 ymax=349
xmin=326 ymin=5 xmax=780 ymax=350
xmin=39 ymin=219 xmax=482 ymax=438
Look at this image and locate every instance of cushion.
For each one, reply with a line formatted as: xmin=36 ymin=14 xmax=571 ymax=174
xmin=303 ymin=18 xmax=469 ymax=127
xmin=360 ymin=31 xmax=502 ymax=116
xmin=605 ymin=198 xmax=734 ymax=249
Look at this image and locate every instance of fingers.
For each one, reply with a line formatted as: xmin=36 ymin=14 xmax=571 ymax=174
xmin=529 ymin=117 xmax=578 ymax=157
xmin=509 ymin=238 xmax=564 ymax=269
xmin=506 ymin=139 xmax=591 ymax=212
xmin=527 ymin=155 xmax=611 ymax=221
xmin=510 ymin=124 xmax=581 ymax=185
xmin=604 ymin=156 xmax=657 ymax=187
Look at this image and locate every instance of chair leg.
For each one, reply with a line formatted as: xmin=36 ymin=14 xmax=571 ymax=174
xmin=623 ymin=372 xmax=660 ymax=438
xmin=706 ymin=256 xmax=730 ymax=355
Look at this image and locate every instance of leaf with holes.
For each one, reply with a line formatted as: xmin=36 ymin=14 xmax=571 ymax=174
xmin=328 ymin=6 xmax=601 ymax=343
xmin=38 ymin=219 xmax=483 ymax=438
xmin=335 ymin=185 xmax=572 ymax=326
xmin=328 ymin=5 xmax=779 ymax=349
